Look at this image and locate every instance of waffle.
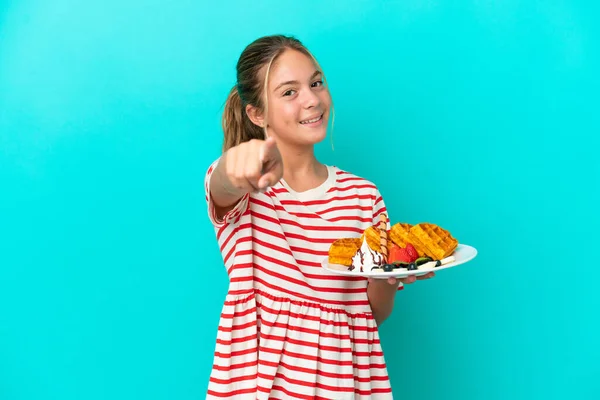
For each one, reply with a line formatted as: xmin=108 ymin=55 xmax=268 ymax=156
xmin=409 ymin=223 xmax=458 ymax=260
xmin=389 ymin=222 xmax=428 ymax=257
xmin=389 ymin=223 xmax=413 ymax=248
xmin=328 ymin=237 xmax=362 ymax=266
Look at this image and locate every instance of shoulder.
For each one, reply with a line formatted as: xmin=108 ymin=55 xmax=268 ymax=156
xmin=328 ymin=165 xmax=388 ymax=223
xmin=329 ymin=165 xmax=380 ymax=192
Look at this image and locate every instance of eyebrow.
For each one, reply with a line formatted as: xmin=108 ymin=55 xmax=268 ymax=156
xmin=273 ymin=70 xmax=322 ymax=92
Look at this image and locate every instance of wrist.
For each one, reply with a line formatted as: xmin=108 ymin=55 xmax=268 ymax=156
xmin=369 ymin=278 xmax=401 ymax=291
xmin=220 ymin=177 xmax=245 ymax=196
xmin=215 ymin=156 xmax=246 ymax=197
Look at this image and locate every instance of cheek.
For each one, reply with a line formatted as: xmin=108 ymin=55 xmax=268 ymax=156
xmin=320 ymin=91 xmax=332 ymax=109
xmin=269 ymin=102 xmax=298 ymax=127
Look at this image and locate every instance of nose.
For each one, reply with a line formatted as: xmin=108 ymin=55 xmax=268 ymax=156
xmin=301 ymin=87 xmax=321 ymax=109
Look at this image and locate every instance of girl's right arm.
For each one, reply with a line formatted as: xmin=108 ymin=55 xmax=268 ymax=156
xmin=209 ymin=137 xmax=283 ymax=220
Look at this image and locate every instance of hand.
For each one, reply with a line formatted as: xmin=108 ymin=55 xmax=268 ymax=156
xmin=368 ymin=271 xmax=435 ymax=286
xmin=224 ymin=137 xmax=283 ymax=193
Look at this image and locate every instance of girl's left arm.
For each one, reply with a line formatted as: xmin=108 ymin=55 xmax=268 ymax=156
xmin=367 ymin=278 xmax=401 ymax=325
xmin=366 ymin=187 xmax=434 ymax=325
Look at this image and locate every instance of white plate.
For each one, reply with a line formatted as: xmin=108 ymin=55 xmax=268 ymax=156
xmin=321 ymin=244 xmax=478 ymax=279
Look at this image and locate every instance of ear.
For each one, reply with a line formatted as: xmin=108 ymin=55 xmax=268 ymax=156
xmin=245 ymin=104 xmax=265 ymax=128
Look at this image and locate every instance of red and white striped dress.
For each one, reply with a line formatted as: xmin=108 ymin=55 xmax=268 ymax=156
xmin=204 ymin=159 xmax=398 ymax=399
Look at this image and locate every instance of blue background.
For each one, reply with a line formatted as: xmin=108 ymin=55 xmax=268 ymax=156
xmin=1 ymin=1 xmax=598 ymax=399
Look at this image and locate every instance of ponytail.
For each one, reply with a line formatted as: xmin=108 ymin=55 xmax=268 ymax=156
xmin=222 ymin=85 xmax=265 ymax=152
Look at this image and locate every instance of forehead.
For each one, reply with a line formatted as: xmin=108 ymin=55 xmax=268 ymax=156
xmin=268 ymin=49 xmax=318 ymax=87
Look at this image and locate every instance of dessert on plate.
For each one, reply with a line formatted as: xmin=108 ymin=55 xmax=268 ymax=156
xmin=327 ymin=213 xmax=459 ymax=273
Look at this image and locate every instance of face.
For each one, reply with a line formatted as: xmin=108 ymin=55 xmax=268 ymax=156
xmin=250 ymin=49 xmax=332 ymax=148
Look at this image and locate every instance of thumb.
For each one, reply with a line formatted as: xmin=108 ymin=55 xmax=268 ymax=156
xmin=259 ymin=136 xmax=277 ymax=163
xmin=258 ymin=154 xmax=283 ymax=189
xmin=258 ymin=172 xmax=278 ymax=190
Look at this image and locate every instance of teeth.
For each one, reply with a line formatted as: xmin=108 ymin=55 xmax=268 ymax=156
xmin=300 ymin=115 xmax=321 ymax=124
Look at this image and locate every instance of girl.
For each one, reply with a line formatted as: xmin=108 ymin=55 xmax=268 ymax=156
xmin=204 ymin=34 xmax=434 ymax=400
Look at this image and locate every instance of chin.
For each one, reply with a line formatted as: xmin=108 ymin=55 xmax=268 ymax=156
xmin=313 ymin=129 xmax=328 ymax=144
xmin=298 ymin=127 xmax=327 ymax=146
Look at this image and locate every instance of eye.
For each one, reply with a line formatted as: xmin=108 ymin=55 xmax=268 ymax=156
xmin=311 ymin=79 xmax=324 ymax=88
xmin=283 ymin=89 xmax=296 ymax=96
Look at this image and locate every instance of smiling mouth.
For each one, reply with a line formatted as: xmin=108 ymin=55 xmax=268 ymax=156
xmin=299 ymin=114 xmax=323 ymax=124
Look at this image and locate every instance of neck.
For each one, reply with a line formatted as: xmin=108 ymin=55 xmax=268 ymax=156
xmin=276 ymin=141 xmax=328 ymax=191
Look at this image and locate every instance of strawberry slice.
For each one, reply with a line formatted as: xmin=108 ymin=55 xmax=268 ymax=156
xmin=405 ymin=243 xmax=419 ymax=262
xmin=389 ymin=244 xmax=413 ymax=263
xmin=388 ymin=244 xmax=401 ymax=263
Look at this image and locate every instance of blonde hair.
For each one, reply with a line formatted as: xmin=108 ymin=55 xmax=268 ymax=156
xmin=222 ymin=35 xmax=335 ymax=152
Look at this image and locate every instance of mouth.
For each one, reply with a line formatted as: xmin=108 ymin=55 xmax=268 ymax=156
xmin=299 ymin=113 xmax=324 ymax=125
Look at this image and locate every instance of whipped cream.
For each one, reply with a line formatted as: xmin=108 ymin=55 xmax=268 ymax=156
xmin=351 ymin=236 xmax=385 ymax=272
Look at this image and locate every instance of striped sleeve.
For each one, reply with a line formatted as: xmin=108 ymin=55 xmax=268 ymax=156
xmin=204 ymin=157 xmax=250 ymax=228
xmin=372 ymin=187 xmax=390 ymax=229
